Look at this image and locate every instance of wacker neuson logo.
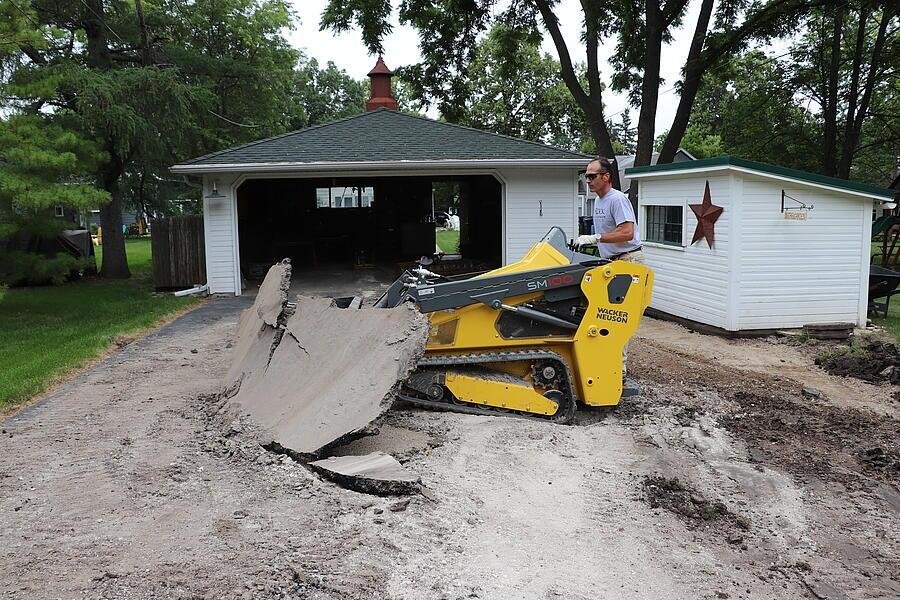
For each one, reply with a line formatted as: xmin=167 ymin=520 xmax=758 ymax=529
xmin=596 ymin=307 xmax=629 ymax=323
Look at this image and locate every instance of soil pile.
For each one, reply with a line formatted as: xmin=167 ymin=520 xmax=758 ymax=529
xmin=815 ymin=340 xmax=899 ymax=384
xmin=642 ymin=476 xmax=750 ymax=532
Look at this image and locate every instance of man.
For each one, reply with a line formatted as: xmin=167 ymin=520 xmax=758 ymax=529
xmin=575 ymin=157 xmax=644 ymax=264
xmin=575 ymin=156 xmax=644 ymax=382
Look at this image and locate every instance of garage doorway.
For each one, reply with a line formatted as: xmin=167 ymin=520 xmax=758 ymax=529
xmin=236 ymin=174 xmax=502 ymax=291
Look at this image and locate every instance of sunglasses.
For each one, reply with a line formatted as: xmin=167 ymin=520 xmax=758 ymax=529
xmin=585 ymin=172 xmax=607 ymax=181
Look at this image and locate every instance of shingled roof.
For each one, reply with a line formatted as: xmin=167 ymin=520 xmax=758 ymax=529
xmin=171 ymin=109 xmax=591 ymax=173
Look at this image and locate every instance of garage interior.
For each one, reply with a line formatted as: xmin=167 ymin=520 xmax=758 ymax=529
xmin=236 ymin=175 xmax=502 ymax=288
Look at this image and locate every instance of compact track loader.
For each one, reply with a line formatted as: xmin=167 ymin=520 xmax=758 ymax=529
xmin=376 ymin=227 xmax=654 ymax=424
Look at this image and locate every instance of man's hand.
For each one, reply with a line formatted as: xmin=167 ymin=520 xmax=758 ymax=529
xmin=575 ymin=234 xmax=598 ymax=247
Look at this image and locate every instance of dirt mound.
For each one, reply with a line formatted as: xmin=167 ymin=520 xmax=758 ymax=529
xmin=861 ymin=447 xmax=900 ymax=474
xmin=815 ymin=340 xmax=899 ymax=384
xmin=642 ymin=476 xmax=750 ymax=532
xmin=721 ymin=390 xmax=899 ymax=488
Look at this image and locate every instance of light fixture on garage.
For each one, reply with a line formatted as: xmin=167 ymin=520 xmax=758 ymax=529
xmin=207 ymin=179 xmax=225 ymax=198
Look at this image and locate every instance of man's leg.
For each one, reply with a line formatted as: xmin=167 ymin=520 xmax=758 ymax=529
xmin=618 ymin=250 xmax=646 ymax=381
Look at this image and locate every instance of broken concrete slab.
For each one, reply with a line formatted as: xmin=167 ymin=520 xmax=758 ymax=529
xmin=225 ymin=260 xmax=292 ymax=388
xmin=254 ymin=259 xmax=292 ymax=328
xmin=310 ymin=451 xmax=420 ymax=495
xmin=224 ymin=293 xmax=429 ymax=458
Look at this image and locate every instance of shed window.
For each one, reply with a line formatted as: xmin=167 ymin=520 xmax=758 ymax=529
xmin=54 ymin=205 xmax=64 ymax=217
xmin=645 ymin=205 xmax=683 ymax=245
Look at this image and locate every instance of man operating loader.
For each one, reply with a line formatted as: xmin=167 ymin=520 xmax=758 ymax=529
xmin=576 ymin=156 xmax=644 ymax=381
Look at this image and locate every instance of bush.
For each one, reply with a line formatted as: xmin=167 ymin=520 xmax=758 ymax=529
xmin=0 ymin=251 xmax=92 ymax=286
xmin=90 ymin=224 xmax=99 ymax=235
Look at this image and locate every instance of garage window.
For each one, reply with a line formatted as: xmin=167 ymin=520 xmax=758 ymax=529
xmin=316 ymin=186 xmax=374 ymax=208
xmin=645 ymin=205 xmax=683 ymax=245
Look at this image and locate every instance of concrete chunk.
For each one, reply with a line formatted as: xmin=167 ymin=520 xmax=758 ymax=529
xmin=225 ymin=260 xmax=291 ymax=388
xmin=310 ymin=452 xmax=420 ymax=495
xmin=224 ymin=294 xmax=429 ymax=458
xmin=254 ymin=259 xmax=292 ymax=327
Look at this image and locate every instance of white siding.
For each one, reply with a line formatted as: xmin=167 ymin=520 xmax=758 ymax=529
xmin=499 ymin=168 xmax=579 ymax=262
xmin=737 ymin=176 xmax=867 ymax=329
xmin=202 ymin=173 xmax=240 ymax=295
xmin=639 ymin=175 xmax=732 ymax=329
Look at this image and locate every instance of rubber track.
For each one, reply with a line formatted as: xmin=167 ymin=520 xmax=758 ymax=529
xmin=399 ymin=349 xmax=578 ymax=424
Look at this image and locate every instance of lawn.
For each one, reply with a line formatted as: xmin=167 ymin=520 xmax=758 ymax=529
xmin=436 ymin=229 xmax=460 ymax=254
xmin=871 ymin=299 xmax=899 ymax=340
xmin=0 ymin=238 xmax=201 ymax=411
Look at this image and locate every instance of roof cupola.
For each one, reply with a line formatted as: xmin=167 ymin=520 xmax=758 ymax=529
xmin=366 ymin=56 xmax=398 ymax=112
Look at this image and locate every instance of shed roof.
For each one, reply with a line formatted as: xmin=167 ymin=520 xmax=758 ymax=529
xmin=625 ymin=155 xmax=893 ymax=200
xmin=171 ymin=108 xmax=592 ymax=174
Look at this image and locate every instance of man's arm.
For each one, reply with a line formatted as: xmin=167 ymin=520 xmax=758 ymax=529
xmin=576 ymin=222 xmax=633 ymax=246
xmin=597 ymin=221 xmax=634 ymax=243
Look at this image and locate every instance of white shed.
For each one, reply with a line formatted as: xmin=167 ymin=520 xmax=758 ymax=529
xmin=626 ymin=156 xmax=894 ymax=333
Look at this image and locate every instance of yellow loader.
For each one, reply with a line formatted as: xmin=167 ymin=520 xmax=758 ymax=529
xmin=375 ymin=227 xmax=654 ymax=424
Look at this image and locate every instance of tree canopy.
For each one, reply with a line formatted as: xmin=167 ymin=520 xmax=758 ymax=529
xmin=321 ymin=0 xmax=828 ymax=194
xmin=0 ymin=0 xmax=368 ymax=280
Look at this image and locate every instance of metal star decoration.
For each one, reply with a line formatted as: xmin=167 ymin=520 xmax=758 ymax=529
xmin=689 ymin=181 xmax=723 ymax=248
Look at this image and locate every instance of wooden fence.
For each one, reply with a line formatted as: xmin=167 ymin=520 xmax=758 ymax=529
xmin=151 ymin=215 xmax=206 ymax=289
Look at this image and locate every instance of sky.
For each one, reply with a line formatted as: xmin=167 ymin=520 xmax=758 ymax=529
xmin=285 ymin=0 xmax=707 ymax=134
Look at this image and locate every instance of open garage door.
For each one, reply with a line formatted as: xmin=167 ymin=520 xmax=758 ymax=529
xmin=236 ymin=175 xmax=502 ymax=288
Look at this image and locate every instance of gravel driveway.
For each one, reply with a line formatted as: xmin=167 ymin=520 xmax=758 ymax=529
xmin=1 ymin=298 xmax=897 ymax=599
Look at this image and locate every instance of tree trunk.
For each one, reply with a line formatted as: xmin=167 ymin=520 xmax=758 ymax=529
xmin=83 ymin=0 xmax=130 ymax=278
xmin=837 ymin=6 xmax=891 ymax=179
xmin=99 ymin=190 xmax=131 ymax=279
xmin=658 ymin=0 xmax=715 ymax=164
xmin=534 ymin=0 xmax=618 ymax=188
xmin=135 ymin=0 xmax=151 ymax=66
xmin=822 ymin=4 xmax=844 ymax=176
xmin=629 ymin=3 xmax=663 ymax=206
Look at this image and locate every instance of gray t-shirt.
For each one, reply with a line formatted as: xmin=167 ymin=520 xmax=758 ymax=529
xmin=592 ymin=188 xmax=642 ymax=258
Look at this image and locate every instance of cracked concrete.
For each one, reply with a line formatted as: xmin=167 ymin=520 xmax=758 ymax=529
xmin=222 ymin=263 xmax=430 ymax=459
xmin=310 ymin=452 xmax=421 ymax=496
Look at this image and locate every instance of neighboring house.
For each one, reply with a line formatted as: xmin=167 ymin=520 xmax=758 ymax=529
xmin=626 ymin=156 xmax=894 ymax=332
xmin=170 ymin=58 xmax=593 ymax=296
xmin=577 ymin=149 xmax=696 ymax=224
xmin=82 ymin=208 xmax=140 ymax=232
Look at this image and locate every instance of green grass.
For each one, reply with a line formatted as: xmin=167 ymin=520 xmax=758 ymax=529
xmin=0 ymin=238 xmax=201 ymax=411
xmin=871 ymin=299 xmax=899 ymax=340
xmin=436 ymin=229 xmax=460 ymax=254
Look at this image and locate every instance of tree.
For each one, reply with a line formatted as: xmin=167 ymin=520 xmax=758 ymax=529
xmin=292 ymin=57 xmax=367 ymax=128
xmin=787 ymin=2 xmax=898 ymax=178
xmin=1 ymin=0 xmax=300 ymax=278
xmin=321 ymin=0 xmax=620 ymax=185
xmin=706 ymin=52 xmax=820 ymax=172
xmin=677 ymin=5 xmax=898 ymax=186
xmin=607 ymin=112 xmax=637 ymax=155
xmin=0 ymin=114 xmax=109 ymax=284
xmin=454 ymin=24 xmax=587 ymax=149
xmin=321 ymin=0 xmax=820 ymax=195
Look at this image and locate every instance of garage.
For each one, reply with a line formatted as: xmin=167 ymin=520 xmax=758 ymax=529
xmin=171 ymin=63 xmax=591 ymax=295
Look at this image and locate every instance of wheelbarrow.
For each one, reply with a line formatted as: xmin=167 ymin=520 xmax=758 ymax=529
xmin=868 ymin=264 xmax=900 ymax=318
